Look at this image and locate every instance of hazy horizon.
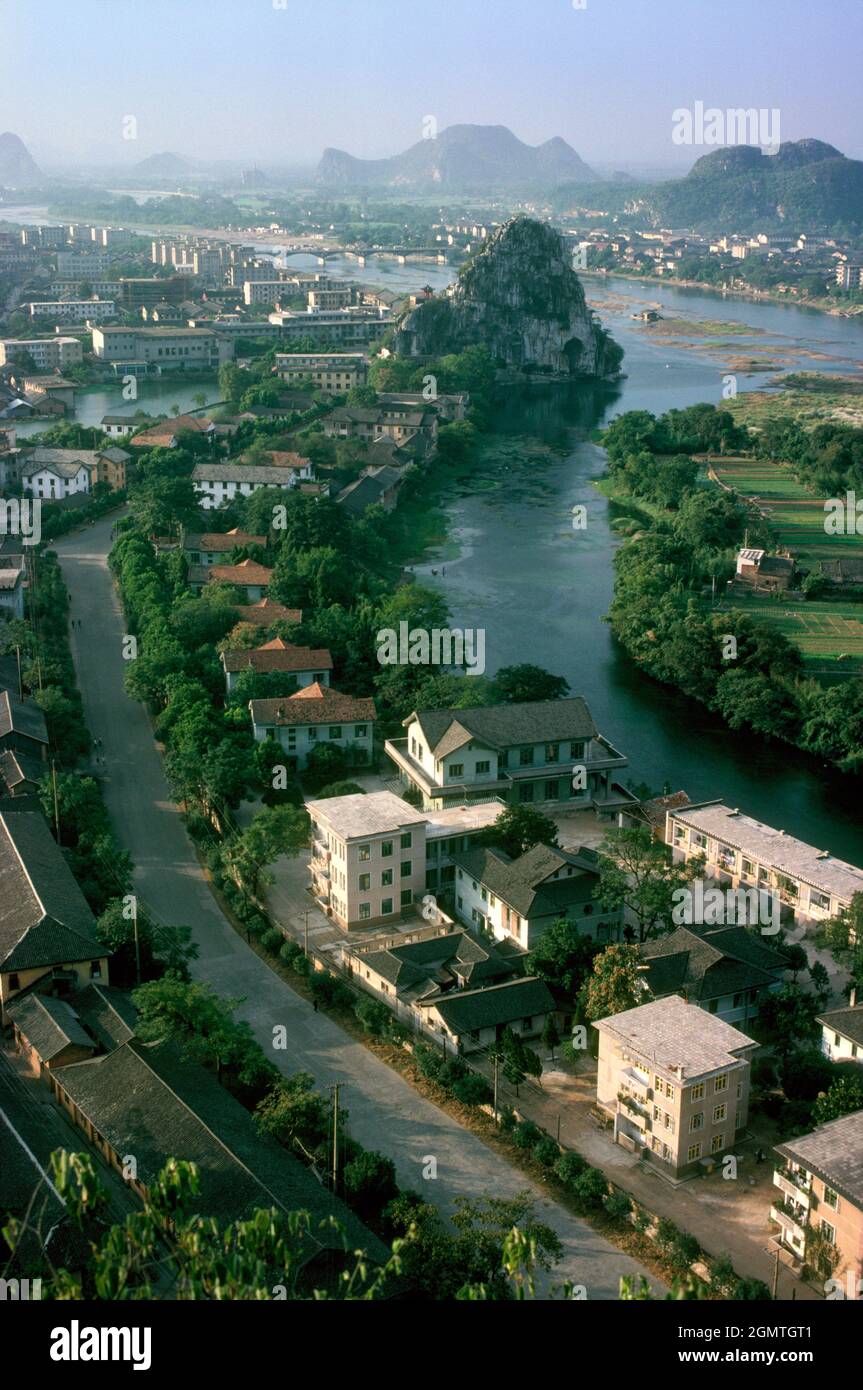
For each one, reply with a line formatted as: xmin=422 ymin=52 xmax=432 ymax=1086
xmin=2 ymin=0 xmax=862 ymax=174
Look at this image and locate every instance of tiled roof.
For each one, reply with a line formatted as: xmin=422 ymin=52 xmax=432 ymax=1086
xmin=72 ymin=981 xmax=138 ymax=1051
xmin=6 ymin=992 xmax=93 ymax=1060
xmin=817 ymin=1003 xmax=863 ymax=1049
xmin=410 ymin=698 xmax=598 ymax=756
xmin=251 ymin=683 xmax=375 ymax=728
xmin=233 ymin=598 xmax=302 ymax=627
xmin=0 ymin=689 xmax=49 ymax=744
xmin=640 ymin=926 xmax=788 ymax=1003
xmin=184 ymin=529 xmax=266 ymax=552
xmin=454 ymin=843 xmax=601 ymax=919
xmin=191 ymin=560 xmax=273 ymax=586
xmin=192 ymin=462 xmax=308 ymax=485
xmin=776 ymin=1110 xmax=863 ymax=1210
xmin=423 ymin=976 xmax=554 ymax=1035
xmin=0 ymin=747 xmax=45 ymax=791
xmin=222 ymin=640 xmax=332 ymax=675
xmin=593 ymin=996 xmax=756 ymax=1080
xmin=0 ymin=806 xmax=101 ymax=972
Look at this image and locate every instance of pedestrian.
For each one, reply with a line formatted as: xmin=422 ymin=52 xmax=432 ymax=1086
xmin=313 ymin=999 xmax=318 ymax=1012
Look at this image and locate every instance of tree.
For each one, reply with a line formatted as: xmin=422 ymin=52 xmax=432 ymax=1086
xmin=254 ymin=1072 xmax=328 ymax=1154
xmin=223 ymin=804 xmax=309 ymax=896
xmin=477 ymin=804 xmax=559 ymax=859
xmin=582 ymin=944 xmax=643 ymax=1022
xmin=542 ymin=1015 xmax=561 ymax=1060
xmin=817 ymin=894 xmax=863 ymax=992
xmin=132 ymin=978 xmax=276 ymax=1093
xmin=596 ymin=826 xmax=691 ymax=941
xmin=812 ymin=1075 xmax=863 ymax=1127
xmin=528 ymin=918 xmax=597 ymax=999
xmin=341 ymin=1151 xmax=398 ymax=1221
xmin=492 ymin=664 xmax=570 ymax=703
xmin=493 ymin=1027 xmax=542 ymax=1095
xmin=759 ymin=985 xmax=819 ymax=1060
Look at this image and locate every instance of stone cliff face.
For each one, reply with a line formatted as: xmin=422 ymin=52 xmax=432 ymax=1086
xmin=394 ymin=217 xmax=622 ymax=379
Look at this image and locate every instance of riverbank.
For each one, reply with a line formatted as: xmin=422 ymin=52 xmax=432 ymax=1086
xmin=582 ymin=268 xmax=863 ymax=320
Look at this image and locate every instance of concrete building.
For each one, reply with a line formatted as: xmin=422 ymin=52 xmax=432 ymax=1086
xmin=773 ymin=1111 xmax=863 ymax=1293
xmin=55 ymin=250 xmax=111 ymax=276
xmin=273 ymin=352 xmax=367 ymax=393
xmin=0 ymin=562 xmax=26 ymax=621
xmin=818 ymin=994 xmax=863 ymax=1063
xmin=734 ymin=548 xmax=795 ymax=593
xmin=666 ymin=802 xmax=863 ymax=927
xmin=594 ymin=995 xmax=756 ymax=1177
xmin=250 ymin=683 xmax=375 ymax=773
xmin=191 ymin=457 xmax=313 ymax=509
xmin=0 ymin=338 xmax=83 ymax=372
xmin=267 ymin=307 xmax=395 ymax=346
xmin=27 ymin=299 xmax=115 ymax=324
xmin=387 ymin=697 xmax=631 ymax=812
xmin=92 ymin=326 xmax=230 ymax=371
xmin=221 ymin=639 xmax=332 ymax=693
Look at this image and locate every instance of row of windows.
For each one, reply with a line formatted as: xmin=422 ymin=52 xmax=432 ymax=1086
xmin=357 ymin=833 xmax=412 ymax=860
xmin=358 ymin=862 xmax=412 ymax=889
xmin=687 ymin=1135 xmax=726 ymax=1161
xmin=357 ymin=889 xmax=413 ymax=919
xmin=266 ymin=723 xmax=369 ymax=743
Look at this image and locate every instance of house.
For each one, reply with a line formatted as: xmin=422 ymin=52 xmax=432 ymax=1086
xmin=188 ymin=558 xmax=273 ymax=602
xmin=818 ymin=992 xmax=863 ymax=1063
xmin=0 ymin=747 xmax=45 ymax=797
xmin=221 ymin=639 xmax=332 ymax=693
xmin=376 ymin=391 xmax=469 ymax=422
xmin=0 ymin=801 xmax=108 ymax=1022
xmin=182 ymin=528 xmax=267 ymax=566
xmin=0 ymin=689 xmax=49 ymax=758
xmin=734 ymin=548 xmax=795 ymax=593
xmin=0 ymin=562 xmax=25 ymax=621
xmin=418 ymin=975 xmax=555 ymax=1056
xmin=90 ymin=446 xmax=129 ymax=491
xmin=666 ymin=801 xmax=863 ymax=928
xmin=639 ymin=924 xmax=789 ymax=1026
xmin=21 ymin=454 xmax=91 ymax=499
xmin=101 ymin=412 xmax=153 ymax=439
xmin=191 ymin=458 xmax=314 ymax=510
xmin=307 ymin=791 xmax=505 ymax=928
xmin=386 ymin=697 xmax=631 ymax=812
xmin=772 ymin=1110 xmax=863 ymax=1293
xmin=343 ymin=931 xmax=519 ymax=1032
xmin=594 ymin=995 xmax=756 ymax=1177
xmin=336 ymin=466 xmax=404 ymax=517
xmin=47 ymin=1035 xmax=390 ymax=1275
xmin=21 ymin=376 xmax=78 ymax=413
xmin=7 ymin=992 xmax=97 ymax=1072
xmin=128 ymin=415 xmax=216 ymax=450
xmin=819 ymin=557 xmax=863 ymax=588
xmin=232 ymin=597 xmax=302 ymax=629
xmin=250 ymin=683 xmax=375 ymax=772
xmin=323 ymin=405 xmax=438 ymax=452
xmin=619 ymin=790 xmax=691 ymax=840
xmin=453 ymin=842 xmax=623 ymax=950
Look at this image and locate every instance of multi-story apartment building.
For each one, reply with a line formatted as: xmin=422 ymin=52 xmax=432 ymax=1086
xmin=92 ymin=326 xmax=231 ymax=371
xmin=242 ymin=280 xmax=293 ymax=307
xmin=55 ymin=250 xmax=112 ymax=276
xmin=273 ymin=352 xmax=367 ymax=393
xmin=0 ymin=337 xmax=83 ymax=371
xmin=267 ymin=307 xmax=395 ymax=347
xmin=386 ymin=697 xmax=630 ymax=811
xmin=306 ymin=790 xmax=503 ymax=930
xmin=307 ymin=287 xmax=356 ymax=310
xmin=190 ymin=456 xmax=313 ymax=509
xmin=250 ymin=684 xmax=375 ymax=773
xmin=773 ymin=1111 xmax=863 ymax=1296
xmin=594 ymin=994 xmax=756 ymax=1178
xmin=666 ymin=802 xmax=863 ymax=927
xmin=27 ymin=298 xmax=116 ymax=324
xmin=323 ymin=405 xmax=438 ymax=449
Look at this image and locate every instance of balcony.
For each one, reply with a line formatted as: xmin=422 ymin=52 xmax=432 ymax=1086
xmin=621 ymin=1067 xmax=651 ymax=1102
xmin=617 ymin=1093 xmax=650 ymax=1130
xmin=770 ymin=1201 xmax=807 ymax=1240
xmin=774 ymin=1167 xmax=811 ymax=1207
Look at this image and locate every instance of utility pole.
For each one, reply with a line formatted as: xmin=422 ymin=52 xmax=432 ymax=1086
xmin=133 ymin=911 xmax=141 ymax=988
xmin=493 ymin=1053 xmax=499 ymax=1123
xmin=14 ymin=644 xmax=22 ymax=702
xmin=301 ymin=909 xmax=310 ymax=958
xmin=51 ymin=760 xmax=60 ymax=843
xmin=771 ymin=1246 xmax=780 ymax=1300
xmin=330 ymin=1083 xmax=341 ymax=1192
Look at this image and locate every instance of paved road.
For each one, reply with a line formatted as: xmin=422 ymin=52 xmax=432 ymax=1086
xmin=52 ymin=513 xmax=660 ymax=1299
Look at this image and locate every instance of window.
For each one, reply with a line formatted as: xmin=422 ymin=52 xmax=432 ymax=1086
xmin=8 ymin=973 xmax=20 ymax=991
xmin=400 ymin=889 xmax=412 ymax=907
xmin=400 ymin=832 xmax=412 ymax=849
xmin=690 ymin=1112 xmax=704 ymax=1131
xmin=480 ymin=887 xmax=487 ymax=901
xmin=545 ymin=743 xmax=559 ymax=763
xmin=570 ymin=741 xmax=585 ymax=759
xmin=690 ymin=1082 xmax=704 ymax=1101
xmin=381 ymin=869 xmax=393 ymax=887
xmin=711 ymin=1133 xmax=724 ymax=1153
xmin=308 ymin=727 xmax=317 ymax=741
xmin=519 ymin=747 xmax=534 ymax=766
xmin=358 ymin=844 xmax=370 ymax=861
xmin=819 ymin=1219 xmax=836 ymax=1245
xmin=824 ymin=1186 xmax=839 ymax=1210
xmin=687 ymin=1144 xmax=702 ymax=1162
xmin=382 ymin=898 xmax=393 ymax=915
xmin=545 ymin=781 xmax=559 ymax=800
xmin=358 ymin=873 xmax=370 ymax=891
xmin=381 ymin=840 xmax=393 ymax=857
xmin=714 ymin=1074 xmax=728 ymax=1093
xmin=666 ymin=1083 xmax=675 ymax=1102
xmin=328 ymin=726 xmax=342 ymax=740
xmin=359 ymin=903 xmax=370 ymax=920
xmin=354 ymin=724 xmax=367 ymax=738
xmin=518 ymin=784 xmax=534 ymax=803
xmin=401 ymin=861 xmax=412 ymax=878
xmin=713 ymin=1104 xmax=726 ymax=1124
xmin=449 ymin=763 xmax=464 ymax=778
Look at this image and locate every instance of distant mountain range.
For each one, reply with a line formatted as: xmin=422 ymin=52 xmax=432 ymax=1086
xmin=0 ymin=131 xmax=41 ymax=185
xmin=317 ymin=124 xmax=596 ymax=189
xmin=553 ymin=139 xmax=863 ymax=232
xmin=130 ymin=151 xmax=193 ymax=180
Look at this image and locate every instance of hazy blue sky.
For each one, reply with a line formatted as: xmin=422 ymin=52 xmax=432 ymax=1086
xmin=3 ymin=0 xmax=861 ymax=170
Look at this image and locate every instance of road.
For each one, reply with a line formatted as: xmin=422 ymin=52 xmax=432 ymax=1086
xmin=52 ymin=511 xmax=660 ymax=1299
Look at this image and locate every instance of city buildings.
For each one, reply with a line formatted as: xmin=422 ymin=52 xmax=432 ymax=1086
xmin=0 ymin=337 xmax=83 ymax=371
xmin=273 ymin=352 xmax=368 ymax=393
xmin=772 ymin=1110 xmax=863 ymax=1294
xmin=594 ymin=994 xmax=756 ymax=1178
xmin=191 ymin=457 xmax=314 ymax=508
xmin=27 ymin=298 xmax=116 ymax=324
xmin=92 ymin=326 xmax=231 ymax=371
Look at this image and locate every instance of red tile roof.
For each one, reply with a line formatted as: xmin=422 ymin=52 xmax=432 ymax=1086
xmin=250 ymin=684 xmax=375 ymax=727
xmin=222 ymin=641 xmax=333 ymax=674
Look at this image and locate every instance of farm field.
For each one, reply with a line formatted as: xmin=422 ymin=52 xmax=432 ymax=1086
xmin=708 ymin=453 xmax=863 ymax=679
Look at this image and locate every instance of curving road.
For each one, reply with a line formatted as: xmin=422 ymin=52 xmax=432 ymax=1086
xmin=53 ymin=511 xmax=660 ymax=1299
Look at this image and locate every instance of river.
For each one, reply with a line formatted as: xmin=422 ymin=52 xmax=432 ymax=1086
xmin=7 ymin=205 xmax=863 ymax=858
xmin=411 ymin=278 xmax=863 ymax=863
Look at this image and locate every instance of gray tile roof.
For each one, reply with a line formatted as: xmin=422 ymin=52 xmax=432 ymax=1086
xmin=776 ymin=1110 xmax=863 ymax=1209
xmin=410 ymin=697 xmax=598 ymax=756
xmin=0 ymin=806 xmax=101 ymax=972
xmin=361 ymin=930 xmax=517 ymax=993
xmin=454 ymin=843 xmax=602 ymax=919
xmin=72 ymin=982 xmax=137 ymax=1051
xmin=192 ymin=462 xmax=306 ymax=485
xmin=817 ymin=1003 xmax=863 ymax=1049
xmin=6 ymin=992 xmax=94 ymax=1060
xmin=0 ymin=689 xmax=49 ymax=744
xmin=0 ymin=747 xmax=45 ymax=792
xmin=640 ymin=926 xmax=788 ymax=1003
xmin=423 ymin=976 xmax=554 ymax=1035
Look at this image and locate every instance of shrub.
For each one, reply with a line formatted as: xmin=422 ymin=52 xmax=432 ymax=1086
xmin=261 ymin=928 xmax=284 ymax=954
xmin=355 ymin=997 xmax=392 ymax=1037
xmin=780 ymin=1048 xmax=836 ymax=1102
xmin=602 ymin=1190 xmax=632 ymax=1223
xmin=512 ymin=1120 xmax=541 ymax=1151
xmin=413 ymin=1044 xmax=447 ymax=1084
xmin=533 ymin=1137 xmax=560 ymax=1168
xmin=553 ymin=1150 xmax=587 ymax=1187
xmin=342 ymin=1149 xmax=398 ymax=1221
xmin=279 ymin=939 xmax=302 ymax=966
xmin=570 ymin=1167 xmax=609 ymax=1210
xmin=451 ymin=1073 xmax=493 ymax=1107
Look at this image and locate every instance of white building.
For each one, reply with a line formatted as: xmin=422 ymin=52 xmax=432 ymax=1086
xmin=55 ymin=251 xmax=112 ymax=276
xmin=250 ymin=683 xmax=376 ymax=772
xmin=666 ymin=802 xmax=863 ymax=927
xmin=191 ymin=458 xmax=313 ymax=509
xmin=92 ymin=326 xmax=231 ymax=371
xmin=0 ymin=338 xmax=83 ymax=371
xmin=818 ymin=994 xmax=863 ymax=1063
xmin=22 ymin=457 xmax=91 ymax=499
xmin=28 ymin=299 xmax=115 ymax=324
xmin=274 ymin=353 xmax=367 ymax=393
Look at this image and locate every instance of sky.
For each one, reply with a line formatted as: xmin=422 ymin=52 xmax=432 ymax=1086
xmin=2 ymin=0 xmax=861 ymax=172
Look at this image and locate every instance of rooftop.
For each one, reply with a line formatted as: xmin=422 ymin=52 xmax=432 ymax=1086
xmin=0 ymin=803 xmax=101 ymax=973
xmin=307 ymin=790 xmax=426 ymax=840
xmin=251 ymin=683 xmax=375 ymax=728
xmin=222 ymin=639 xmax=331 ymax=675
xmin=670 ymin=803 xmax=863 ymax=904
xmin=776 ymin=1110 xmax=863 ymax=1210
xmin=192 ymin=461 xmax=312 ymax=485
xmin=592 ymin=995 xmax=756 ymax=1080
xmin=817 ymin=1002 xmax=863 ymax=1049
xmin=421 ymin=976 xmax=554 ymax=1035
xmin=409 ymin=697 xmax=599 ymax=757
